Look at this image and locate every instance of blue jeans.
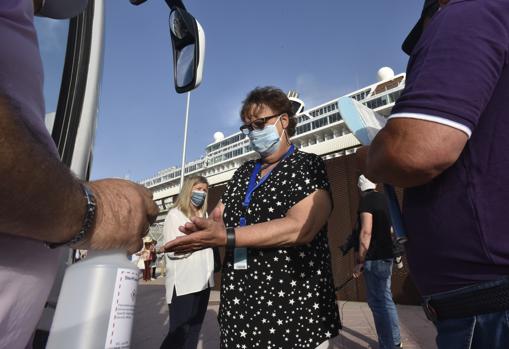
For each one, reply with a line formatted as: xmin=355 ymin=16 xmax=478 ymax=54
xmin=364 ymin=259 xmax=401 ymax=349
xmin=425 ymin=278 xmax=509 ymax=349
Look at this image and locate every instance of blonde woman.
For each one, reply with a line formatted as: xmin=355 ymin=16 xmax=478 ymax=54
xmin=159 ymin=176 xmax=214 ymax=349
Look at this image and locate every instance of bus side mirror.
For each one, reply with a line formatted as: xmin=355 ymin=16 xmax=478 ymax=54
xmin=169 ymin=7 xmax=205 ymax=93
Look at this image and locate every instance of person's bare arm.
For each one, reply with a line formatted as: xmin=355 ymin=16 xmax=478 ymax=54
xmin=0 ymin=95 xmax=85 ymax=243
xmin=162 ymin=189 xmax=332 ymax=254
xmin=235 ymin=189 xmax=331 ymax=248
xmin=362 ymin=118 xmax=468 ymax=188
xmin=352 ymin=212 xmax=372 ymax=278
xmin=357 ymin=212 xmax=373 ymax=263
xmin=0 ymin=95 xmax=158 ymax=253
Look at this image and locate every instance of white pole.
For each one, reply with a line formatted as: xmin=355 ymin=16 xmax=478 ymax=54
xmin=179 ymin=91 xmax=191 ymax=191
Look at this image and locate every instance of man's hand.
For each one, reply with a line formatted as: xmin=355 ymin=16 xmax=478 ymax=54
xmin=352 ymin=263 xmax=364 ymax=279
xmin=162 ymin=207 xmax=227 ymax=254
xmin=73 ymin=179 xmax=159 ymax=254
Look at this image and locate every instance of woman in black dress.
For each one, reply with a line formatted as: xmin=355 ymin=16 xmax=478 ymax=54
xmin=164 ymin=87 xmax=340 ymax=349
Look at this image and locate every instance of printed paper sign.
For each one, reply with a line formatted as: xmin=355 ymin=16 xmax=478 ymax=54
xmin=105 ymin=268 xmax=138 ymax=349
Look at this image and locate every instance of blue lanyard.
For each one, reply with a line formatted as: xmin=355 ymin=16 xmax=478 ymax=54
xmin=240 ymin=145 xmax=295 ymax=226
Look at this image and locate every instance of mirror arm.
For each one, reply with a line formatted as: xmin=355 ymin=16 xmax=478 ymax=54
xmin=129 ymin=0 xmax=149 ymax=5
xmin=165 ymin=0 xmax=186 ymax=11
xmin=129 ymin=0 xmax=186 ymax=10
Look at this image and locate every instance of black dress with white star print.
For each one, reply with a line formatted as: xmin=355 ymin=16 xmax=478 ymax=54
xmin=219 ymin=149 xmax=341 ymax=349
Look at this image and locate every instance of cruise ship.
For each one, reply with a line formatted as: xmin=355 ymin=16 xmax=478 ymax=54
xmin=140 ymin=67 xmax=422 ymax=305
xmin=141 ymin=67 xmax=405 ymax=224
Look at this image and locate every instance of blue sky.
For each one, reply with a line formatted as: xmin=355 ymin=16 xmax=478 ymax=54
xmin=35 ymin=0 xmax=421 ymax=182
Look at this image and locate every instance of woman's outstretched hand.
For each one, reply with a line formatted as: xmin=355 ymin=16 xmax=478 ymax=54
xmin=162 ymin=207 xmax=226 ymax=254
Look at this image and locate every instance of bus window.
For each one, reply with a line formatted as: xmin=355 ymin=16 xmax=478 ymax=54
xmin=34 ymin=17 xmax=69 ymax=133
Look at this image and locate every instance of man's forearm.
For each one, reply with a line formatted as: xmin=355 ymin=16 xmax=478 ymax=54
xmin=365 ymin=131 xmax=437 ymax=188
xmin=364 ymin=118 xmax=467 ymax=188
xmin=365 ymin=135 xmax=437 ymax=188
xmin=0 ymin=95 xmax=85 ymax=243
xmin=358 ymin=229 xmax=371 ymax=262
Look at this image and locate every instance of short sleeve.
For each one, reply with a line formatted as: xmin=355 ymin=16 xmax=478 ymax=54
xmin=391 ymin=1 xmax=509 ymax=134
xmin=288 ymin=153 xmax=330 ymax=207
xmin=358 ymin=195 xmax=375 ymax=214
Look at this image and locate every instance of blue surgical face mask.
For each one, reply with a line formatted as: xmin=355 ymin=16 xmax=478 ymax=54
xmin=191 ymin=190 xmax=207 ymax=207
xmin=248 ymin=116 xmax=284 ymax=157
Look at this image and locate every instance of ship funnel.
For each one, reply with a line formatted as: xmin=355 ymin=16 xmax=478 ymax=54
xmin=287 ymin=90 xmax=305 ymax=115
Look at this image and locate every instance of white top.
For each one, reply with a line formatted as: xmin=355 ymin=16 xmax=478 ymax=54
xmin=163 ymin=208 xmax=214 ymax=304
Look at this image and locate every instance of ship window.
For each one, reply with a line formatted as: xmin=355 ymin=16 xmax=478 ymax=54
xmin=312 ymin=117 xmax=328 ymax=130
xmin=328 ymin=113 xmax=341 ymax=123
xmin=296 ymin=123 xmax=311 ymax=134
xmin=388 ymin=90 xmax=402 ymax=103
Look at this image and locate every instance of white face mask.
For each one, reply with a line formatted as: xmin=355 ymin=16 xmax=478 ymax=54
xmin=37 ymin=0 xmax=88 ymax=19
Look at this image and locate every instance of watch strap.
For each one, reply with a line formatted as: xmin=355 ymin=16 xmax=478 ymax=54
xmin=46 ymin=183 xmax=96 ymax=249
xmin=226 ymin=227 xmax=236 ymax=250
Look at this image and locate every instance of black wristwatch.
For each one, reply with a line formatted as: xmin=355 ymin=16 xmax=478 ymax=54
xmin=226 ymin=227 xmax=236 ymax=250
xmin=46 ymin=183 xmax=96 ymax=249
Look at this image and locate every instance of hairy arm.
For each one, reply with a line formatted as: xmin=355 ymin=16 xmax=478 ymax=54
xmin=364 ymin=118 xmax=468 ymax=187
xmin=0 ymin=96 xmax=159 ymax=253
xmin=0 ymin=95 xmax=85 ymax=243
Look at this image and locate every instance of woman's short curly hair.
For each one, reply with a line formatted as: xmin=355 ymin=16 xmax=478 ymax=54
xmin=240 ymin=86 xmax=297 ymax=137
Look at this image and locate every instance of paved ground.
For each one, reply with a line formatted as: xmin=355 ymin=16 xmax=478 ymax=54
xmin=132 ymin=278 xmax=437 ymax=349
